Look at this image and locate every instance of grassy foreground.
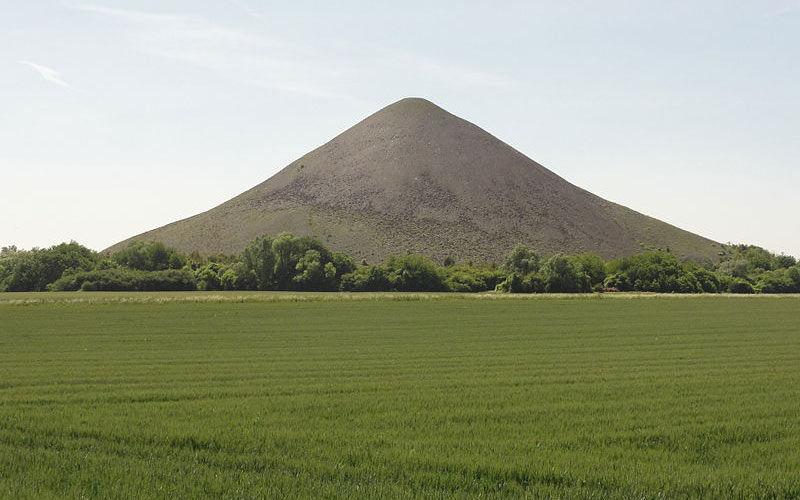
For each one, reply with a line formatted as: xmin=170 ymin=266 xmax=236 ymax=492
xmin=1 ymin=293 xmax=799 ymax=499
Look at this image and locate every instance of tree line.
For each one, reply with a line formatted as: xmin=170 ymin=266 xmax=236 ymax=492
xmin=1 ymin=234 xmax=798 ymax=294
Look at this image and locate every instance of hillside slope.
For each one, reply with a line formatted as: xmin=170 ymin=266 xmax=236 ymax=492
xmin=108 ymin=98 xmax=723 ymax=263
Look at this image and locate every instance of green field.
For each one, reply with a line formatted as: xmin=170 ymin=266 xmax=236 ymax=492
xmin=1 ymin=293 xmax=799 ymax=499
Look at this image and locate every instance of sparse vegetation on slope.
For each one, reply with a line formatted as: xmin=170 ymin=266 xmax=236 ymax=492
xmin=105 ymin=98 xmax=724 ymax=263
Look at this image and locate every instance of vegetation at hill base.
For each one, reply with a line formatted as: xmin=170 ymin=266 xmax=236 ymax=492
xmin=1 ymin=235 xmax=798 ymax=294
xmin=1 ymin=296 xmax=799 ymax=498
xmin=109 ymin=98 xmax=724 ymax=264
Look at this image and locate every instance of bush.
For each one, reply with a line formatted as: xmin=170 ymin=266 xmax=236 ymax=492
xmin=606 ymin=252 xmax=690 ymax=293
xmin=241 ymin=232 xmax=346 ymax=291
xmin=686 ymin=265 xmax=720 ymax=293
xmin=340 ymin=265 xmax=391 ymax=292
xmin=112 ymin=241 xmax=186 ymax=271
xmin=754 ymin=269 xmax=796 ymax=294
xmin=49 ymin=268 xmax=196 ymax=292
xmin=0 ymin=242 xmax=97 ymax=292
xmin=495 ymin=273 xmax=525 ymax=293
xmin=775 ymin=255 xmax=797 ymax=269
xmin=494 ymin=272 xmax=545 ymax=293
xmin=385 ymin=255 xmax=447 ymax=292
xmin=603 ymin=273 xmax=631 ymax=292
xmin=727 ymin=278 xmax=755 ymax=294
xmin=502 ymin=244 xmax=540 ymax=275
xmin=195 ymin=262 xmax=223 ymax=291
xmin=540 ymin=254 xmax=587 ymax=293
xmin=572 ymin=253 xmax=606 ymax=290
xmin=444 ymin=265 xmax=504 ymax=292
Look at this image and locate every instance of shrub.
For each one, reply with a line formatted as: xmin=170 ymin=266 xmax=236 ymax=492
xmin=754 ymin=270 xmax=796 ymax=294
xmin=572 ymin=253 xmax=606 ymax=289
xmin=385 ymin=255 xmax=447 ymax=292
xmin=340 ymin=265 xmax=391 ymax=292
xmin=1 ymin=242 xmax=97 ymax=292
xmin=49 ymin=268 xmax=196 ymax=292
xmin=540 ymin=254 xmax=587 ymax=293
xmin=603 ymin=273 xmax=631 ymax=291
xmin=502 ymin=244 xmax=540 ymax=275
xmin=444 ymin=265 xmax=504 ymax=292
xmin=727 ymin=278 xmax=755 ymax=294
xmin=607 ymin=252 xmax=690 ymax=293
xmin=112 ymin=241 xmax=186 ymax=271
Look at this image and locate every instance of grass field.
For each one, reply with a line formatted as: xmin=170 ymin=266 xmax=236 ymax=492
xmin=1 ymin=293 xmax=799 ymax=498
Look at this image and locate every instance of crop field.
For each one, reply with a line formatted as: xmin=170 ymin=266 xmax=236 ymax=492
xmin=1 ymin=293 xmax=799 ymax=499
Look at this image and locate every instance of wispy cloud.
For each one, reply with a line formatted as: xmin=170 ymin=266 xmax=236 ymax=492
xmin=384 ymin=51 xmax=518 ymax=89
xmin=72 ymin=3 xmax=516 ymax=99
xmin=764 ymin=0 xmax=800 ymax=18
xmin=20 ymin=61 xmax=76 ymax=90
xmin=229 ymin=0 xmax=265 ymax=20
xmin=74 ymin=3 xmax=345 ymax=98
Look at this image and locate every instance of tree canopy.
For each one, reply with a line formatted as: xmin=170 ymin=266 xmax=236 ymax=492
xmin=1 ymin=237 xmax=797 ymax=294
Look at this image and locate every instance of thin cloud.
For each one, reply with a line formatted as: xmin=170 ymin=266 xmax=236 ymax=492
xmin=73 ymin=3 xmax=517 ymax=99
xmin=74 ymin=3 xmax=344 ymax=99
xmin=764 ymin=0 xmax=800 ymax=17
xmin=385 ymin=51 xmax=518 ymax=89
xmin=20 ymin=61 xmax=75 ymax=90
xmin=229 ymin=0 xmax=265 ymax=20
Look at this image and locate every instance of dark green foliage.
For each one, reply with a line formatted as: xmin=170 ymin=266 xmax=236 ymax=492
xmin=49 ymin=268 xmax=196 ymax=291
xmin=219 ymin=262 xmax=253 ymax=291
xmin=332 ymin=252 xmax=356 ymax=277
xmin=754 ymin=269 xmax=799 ymax=294
xmin=607 ymin=252 xmax=690 ymax=293
xmin=685 ymin=264 xmax=721 ymax=293
xmin=340 ymin=265 xmax=391 ymax=292
xmin=111 ymin=241 xmax=186 ymax=271
xmin=502 ymin=244 xmax=540 ymax=275
xmin=3 ymin=235 xmax=798 ymax=294
xmin=341 ymin=256 xmax=448 ymax=292
xmin=495 ymin=272 xmax=524 ymax=293
xmin=293 ymin=249 xmax=337 ymax=291
xmin=603 ymin=273 xmax=631 ymax=291
xmin=0 ymin=242 xmax=97 ymax=292
xmin=385 ymin=255 xmax=447 ymax=292
xmin=494 ymin=272 xmax=544 ymax=293
xmin=241 ymin=235 xmax=275 ymax=290
xmin=572 ymin=253 xmax=606 ymax=290
xmin=720 ymin=244 xmax=785 ymax=274
xmin=714 ymin=245 xmax=800 ymax=294
xmin=727 ymin=278 xmax=756 ymax=294
xmin=240 ymin=233 xmax=349 ymax=291
xmin=740 ymin=246 xmax=776 ymax=272
xmin=443 ymin=265 xmax=504 ymax=292
xmin=716 ymin=258 xmax=750 ymax=279
xmin=540 ymin=254 xmax=587 ymax=293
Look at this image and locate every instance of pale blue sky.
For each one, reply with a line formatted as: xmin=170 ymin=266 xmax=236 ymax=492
xmin=2 ymin=1 xmax=798 ymax=256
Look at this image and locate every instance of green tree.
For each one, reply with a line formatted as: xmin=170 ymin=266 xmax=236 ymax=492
xmin=540 ymin=254 xmax=586 ymax=293
xmin=194 ymin=262 xmax=223 ymax=291
xmin=572 ymin=253 xmax=606 ymax=290
xmin=502 ymin=244 xmax=540 ymax=275
xmin=1 ymin=242 xmax=97 ymax=292
xmin=386 ymin=255 xmax=447 ymax=292
xmin=607 ymin=252 xmax=688 ymax=293
xmin=241 ymin=236 xmax=276 ymax=290
xmin=340 ymin=265 xmax=391 ymax=292
xmin=112 ymin=241 xmax=186 ymax=271
xmin=293 ymin=249 xmax=339 ymax=291
xmin=445 ymin=265 xmax=504 ymax=292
